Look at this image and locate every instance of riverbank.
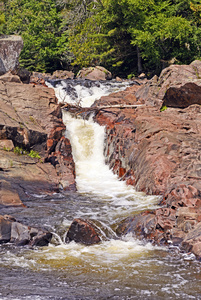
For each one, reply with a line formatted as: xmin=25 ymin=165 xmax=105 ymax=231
xmin=93 ymin=60 xmax=201 ymax=259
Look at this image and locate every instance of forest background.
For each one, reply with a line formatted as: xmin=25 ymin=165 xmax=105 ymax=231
xmin=0 ymin=0 xmax=201 ymax=78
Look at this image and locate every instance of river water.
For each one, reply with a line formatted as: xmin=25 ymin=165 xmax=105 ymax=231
xmin=0 ymin=79 xmax=201 ymax=299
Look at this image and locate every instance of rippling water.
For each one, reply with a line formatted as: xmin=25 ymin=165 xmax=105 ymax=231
xmin=1 ymin=79 xmax=201 ymax=299
xmin=0 ymin=192 xmax=201 ymax=300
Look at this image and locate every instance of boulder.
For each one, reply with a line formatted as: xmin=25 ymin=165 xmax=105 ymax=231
xmin=0 ymin=35 xmax=23 ymax=75
xmin=45 ymin=136 xmax=76 ymax=191
xmin=0 ymin=71 xmax=21 ymax=83
xmin=162 ymin=81 xmax=201 ymax=108
xmin=0 ymin=139 xmax=14 ymax=151
xmin=0 ymin=214 xmax=52 ymax=246
xmin=76 ymin=66 xmax=112 ymax=81
xmin=66 ymin=218 xmax=102 ymax=245
xmin=12 ymin=68 xmax=31 ymax=84
xmin=135 ymin=60 xmax=201 ymax=108
xmin=52 ymin=70 xmax=74 ymax=79
xmin=116 ymin=212 xmax=159 ymax=243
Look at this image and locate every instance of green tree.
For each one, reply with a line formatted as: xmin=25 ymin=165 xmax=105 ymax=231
xmin=3 ymin=0 xmax=70 ymax=72
xmin=0 ymin=0 xmax=5 ymax=33
xmin=67 ymin=0 xmax=201 ymax=76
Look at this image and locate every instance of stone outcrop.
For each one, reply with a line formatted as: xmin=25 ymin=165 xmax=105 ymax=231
xmin=0 ymin=214 xmax=52 ymax=246
xmin=0 ymin=75 xmax=76 ymax=207
xmin=0 ymin=35 xmax=23 ymax=75
xmin=76 ymin=66 xmax=112 ymax=81
xmin=136 ymin=60 xmax=201 ymax=108
xmin=66 ymin=218 xmax=102 ymax=245
xmin=93 ymin=61 xmax=201 ymax=259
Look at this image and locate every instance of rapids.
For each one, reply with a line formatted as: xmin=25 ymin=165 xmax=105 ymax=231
xmin=0 ymin=79 xmax=201 ymax=299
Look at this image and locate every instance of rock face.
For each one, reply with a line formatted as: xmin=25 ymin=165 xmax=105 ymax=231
xmin=76 ymin=66 xmax=112 ymax=81
xmin=0 ymin=35 xmax=23 ymax=75
xmin=0 ymin=214 xmax=52 ymax=246
xmin=66 ymin=218 xmax=102 ymax=245
xmin=93 ymin=61 xmax=201 ymax=259
xmin=0 ymin=76 xmax=76 ymax=207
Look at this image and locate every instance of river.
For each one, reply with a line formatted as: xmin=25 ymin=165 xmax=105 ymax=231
xmin=0 ymin=79 xmax=201 ymax=299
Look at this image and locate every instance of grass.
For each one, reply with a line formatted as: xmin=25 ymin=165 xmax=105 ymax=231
xmin=160 ymin=105 xmax=168 ymax=112
xmin=14 ymin=147 xmax=41 ymax=159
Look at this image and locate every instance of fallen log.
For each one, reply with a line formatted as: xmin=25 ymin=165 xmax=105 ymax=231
xmin=60 ymin=103 xmax=144 ymax=117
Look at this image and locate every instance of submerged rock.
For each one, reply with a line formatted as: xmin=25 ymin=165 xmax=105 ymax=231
xmin=0 ymin=214 xmax=52 ymax=246
xmin=66 ymin=218 xmax=102 ymax=245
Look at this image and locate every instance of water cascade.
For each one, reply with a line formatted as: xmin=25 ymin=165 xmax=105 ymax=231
xmin=0 ymin=79 xmax=201 ymax=299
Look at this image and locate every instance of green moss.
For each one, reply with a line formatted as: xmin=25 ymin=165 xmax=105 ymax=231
xmin=28 ymin=150 xmax=41 ymax=159
xmin=127 ymin=73 xmax=135 ymax=79
xmin=3 ymin=146 xmax=11 ymax=151
xmin=14 ymin=146 xmax=28 ymax=155
xmin=160 ymin=105 xmax=168 ymax=112
xmin=14 ymin=147 xmax=41 ymax=159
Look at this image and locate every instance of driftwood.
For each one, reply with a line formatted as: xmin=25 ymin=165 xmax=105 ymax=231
xmin=60 ymin=103 xmax=144 ymax=117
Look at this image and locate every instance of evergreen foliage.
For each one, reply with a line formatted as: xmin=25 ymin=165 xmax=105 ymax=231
xmin=1 ymin=0 xmax=201 ymax=76
xmin=68 ymin=0 xmax=201 ymax=76
xmin=2 ymin=0 xmax=70 ymax=72
xmin=0 ymin=0 xmax=5 ymax=33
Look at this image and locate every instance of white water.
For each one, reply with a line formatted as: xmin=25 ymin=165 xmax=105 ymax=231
xmin=46 ymin=79 xmax=133 ymax=107
xmin=63 ymin=112 xmax=159 ymax=213
xmin=0 ymin=80 xmax=200 ymax=300
xmin=51 ymin=79 xmax=160 ymax=212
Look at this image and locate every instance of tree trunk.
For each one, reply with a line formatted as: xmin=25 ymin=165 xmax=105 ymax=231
xmin=136 ymin=46 xmax=143 ymax=74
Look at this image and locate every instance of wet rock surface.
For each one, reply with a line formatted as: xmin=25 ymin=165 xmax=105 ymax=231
xmin=66 ymin=218 xmax=102 ymax=245
xmin=0 ymin=214 xmax=52 ymax=246
xmin=0 ymin=75 xmax=76 ymax=208
xmin=93 ymin=61 xmax=201 ymax=259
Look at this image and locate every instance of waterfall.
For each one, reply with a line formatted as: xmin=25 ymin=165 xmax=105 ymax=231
xmin=47 ymin=79 xmax=160 ymax=218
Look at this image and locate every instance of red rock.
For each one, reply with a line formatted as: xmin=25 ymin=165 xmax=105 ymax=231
xmin=93 ymin=61 xmax=201 ymax=255
xmin=0 ymin=79 xmax=76 ymax=204
xmin=66 ymin=218 xmax=102 ymax=245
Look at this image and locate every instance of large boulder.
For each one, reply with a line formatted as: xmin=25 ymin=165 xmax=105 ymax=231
xmin=66 ymin=218 xmax=102 ymax=245
xmin=135 ymin=60 xmax=201 ymax=108
xmin=76 ymin=66 xmax=112 ymax=81
xmin=0 ymin=214 xmax=52 ymax=246
xmin=0 ymin=35 xmax=23 ymax=75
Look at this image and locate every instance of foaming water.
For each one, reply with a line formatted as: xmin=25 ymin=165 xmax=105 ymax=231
xmin=46 ymin=79 xmax=133 ymax=107
xmin=62 ymin=111 xmax=159 ymax=216
xmin=1 ymin=79 xmax=201 ymax=299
